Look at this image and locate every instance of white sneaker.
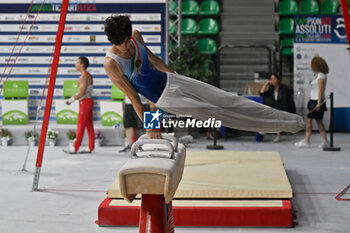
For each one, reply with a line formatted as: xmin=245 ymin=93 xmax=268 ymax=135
xmin=273 ymin=136 xmax=281 ymax=143
xmin=318 ymin=141 xmax=330 ymax=148
xmin=62 ymin=147 xmax=77 ymax=154
xmin=295 ymin=139 xmax=310 ymax=148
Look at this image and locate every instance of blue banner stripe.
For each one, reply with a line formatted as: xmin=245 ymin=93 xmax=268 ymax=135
xmin=0 ymin=53 xmax=105 ymax=56
xmin=1 ymin=74 xmax=108 ymax=78
xmin=0 ymin=43 xmax=112 ymax=46
xmin=0 ymin=96 xmax=111 ymax=100
xmin=0 ymin=43 xmax=162 ymax=47
xmin=0 ymin=64 xmax=104 ymax=68
xmin=0 ymin=21 xmax=161 ymax=25
xmin=0 ymin=32 xmax=162 ymax=36
xmin=0 ymin=53 xmax=161 ymax=57
xmin=0 ymin=85 xmax=112 ymax=89
xmin=0 ymin=3 xmax=166 ymax=14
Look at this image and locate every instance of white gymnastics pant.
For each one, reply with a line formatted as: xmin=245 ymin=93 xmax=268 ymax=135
xmin=155 ymin=73 xmax=305 ymax=133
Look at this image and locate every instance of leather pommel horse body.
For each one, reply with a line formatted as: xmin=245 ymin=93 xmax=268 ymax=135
xmin=118 ymin=134 xmax=186 ymax=233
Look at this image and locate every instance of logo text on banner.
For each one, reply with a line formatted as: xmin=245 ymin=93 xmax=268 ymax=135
xmin=294 ymin=15 xmax=347 ymax=44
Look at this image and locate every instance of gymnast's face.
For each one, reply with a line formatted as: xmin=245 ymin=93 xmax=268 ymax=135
xmin=116 ymin=37 xmax=132 ymax=53
xmin=75 ymin=59 xmax=83 ymax=71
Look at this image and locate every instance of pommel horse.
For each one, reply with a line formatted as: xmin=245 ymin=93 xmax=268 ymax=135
xmin=118 ymin=134 xmax=186 ymax=233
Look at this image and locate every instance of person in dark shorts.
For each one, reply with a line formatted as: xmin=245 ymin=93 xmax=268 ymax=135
xmin=119 ymin=95 xmax=148 ymax=152
xmin=295 ymin=55 xmax=329 ymax=148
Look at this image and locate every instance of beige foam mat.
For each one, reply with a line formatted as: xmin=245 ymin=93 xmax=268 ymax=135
xmin=108 ymin=151 xmax=292 ymax=199
xmin=109 ymin=199 xmax=284 ymax=207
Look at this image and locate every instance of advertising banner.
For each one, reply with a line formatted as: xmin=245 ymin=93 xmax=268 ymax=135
xmin=0 ymin=13 xmax=161 ymax=22
xmin=0 ymin=0 xmax=166 ymax=122
xmin=3 ymin=80 xmax=28 ymax=98
xmin=63 ymin=80 xmax=79 ymax=98
xmin=0 ymin=56 xmax=105 ymax=64
xmin=0 ymin=45 xmax=161 ymax=54
xmin=0 ymin=35 xmax=160 ymax=44
xmin=1 ymin=100 xmax=28 ymax=125
xmin=294 ymin=15 xmax=347 ymax=44
xmin=294 ymin=15 xmax=350 ymax=131
xmin=0 ymin=23 xmax=161 ymax=33
xmin=100 ymin=101 xmax=123 ymax=126
xmin=55 ymin=100 xmax=79 ymax=124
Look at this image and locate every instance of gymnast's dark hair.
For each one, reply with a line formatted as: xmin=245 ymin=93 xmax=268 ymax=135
xmin=104 ymin=14 xmax=132 ymax=45
xmin=78 ymin=56 xmax=89 ymax=69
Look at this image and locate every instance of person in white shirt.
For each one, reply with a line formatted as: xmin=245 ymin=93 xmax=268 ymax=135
xmin=295 ymin=55 xmax=329 ymax=148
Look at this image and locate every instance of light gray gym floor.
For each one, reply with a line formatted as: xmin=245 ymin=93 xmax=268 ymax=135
xmin=1 ymin=132 xmax=349 ymax=233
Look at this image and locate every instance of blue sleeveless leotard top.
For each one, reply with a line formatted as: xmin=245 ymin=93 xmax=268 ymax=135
xmin=105 ymin=37 xmax=167 ymax=103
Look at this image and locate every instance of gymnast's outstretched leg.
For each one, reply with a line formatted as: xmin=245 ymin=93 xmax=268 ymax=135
xmin=156 ymin=73 xmax=305 ymax=134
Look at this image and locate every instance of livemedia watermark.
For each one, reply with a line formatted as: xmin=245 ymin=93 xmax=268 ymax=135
xmin=143 ymin=110 xmax=221 ymax=130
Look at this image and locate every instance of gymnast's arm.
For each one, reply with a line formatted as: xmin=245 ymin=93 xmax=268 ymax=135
xmin=75 ymin=74 xmax=89 ymax=99
xmin=146 ymin=101 xmax=162 ymax=139
xmin=259 ymin=80 xmax=271 ymax=96
xmin=104 ymin=57 xmax=145 ymax=121
xmin=132 ymin=30 xmax=175 ymax=74
xmin=316 ymin=78 xmax=325 ymax=111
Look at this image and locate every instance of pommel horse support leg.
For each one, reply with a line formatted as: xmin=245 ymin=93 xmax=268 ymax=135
xmin=118 ymin=134 xmax=186 ymax=233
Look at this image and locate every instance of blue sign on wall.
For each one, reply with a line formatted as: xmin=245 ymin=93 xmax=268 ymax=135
xmin=294 ymin=15 xmax=348 ymax=44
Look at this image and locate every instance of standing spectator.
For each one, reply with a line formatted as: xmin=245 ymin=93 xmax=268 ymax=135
xmin=119 ymin=95 xmax=149 ymax=152
xmin=295 ymin=55 xmax=329 ymax=148
xmin=260 ymin=73 xmax=296 ymax=142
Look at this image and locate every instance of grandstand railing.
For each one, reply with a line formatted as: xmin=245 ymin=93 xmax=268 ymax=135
xmin=216 ymin=44 xmax=272 ymax=88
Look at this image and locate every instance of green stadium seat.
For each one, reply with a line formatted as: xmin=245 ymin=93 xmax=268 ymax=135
xmin=279 ymin=18 xmax=294 ymax=35
xmin=300 ymin=0 xmax=319 ymax=15
xmin=198 ymin=18 xmax=218 ymax=35
xmin=169 ymin=19 xmax=176 ymax=35
xmin=321 ymin=0 xmax=339 ymax=14
xmin=199 ymin=0 xmax=220 ymax=16
xmin=278 ymin=0 xmax=298 ymax=16
xmin=182 ymin=18 xmax=197 ymax=35
xmin=169 ymin=1 xmax=178 ymax=15
xmin=198 ymin=38 xmax=217 ymax=54
xmin=182 ymin=0 xmax=199 ymax=16
xmin=280 ymin=38 xmax=294 ymax=56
